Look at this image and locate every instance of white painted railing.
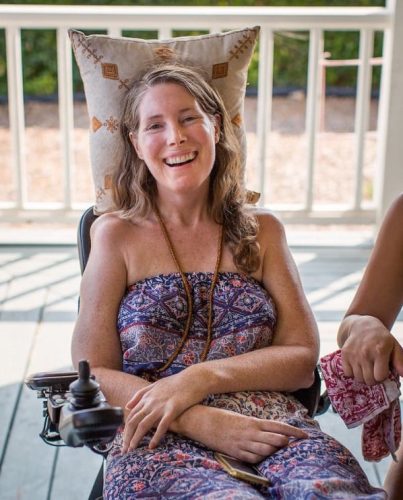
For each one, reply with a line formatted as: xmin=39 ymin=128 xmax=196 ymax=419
xmin=0 ymin=2 xmax=402 ymax=225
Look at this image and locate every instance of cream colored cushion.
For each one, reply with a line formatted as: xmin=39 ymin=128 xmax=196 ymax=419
xmin=69 ymin=27 xmax=259 ymax=213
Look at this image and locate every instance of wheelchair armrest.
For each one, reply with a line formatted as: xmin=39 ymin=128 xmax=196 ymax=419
xmin=291 ymin=366 xmax=330 ymax=417
xmin=25 ymin=370 xmax=79 ymax=392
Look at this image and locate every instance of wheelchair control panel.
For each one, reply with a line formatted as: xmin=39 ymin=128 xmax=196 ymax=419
xmin=25 ymin=360 xmax=124 ymax=455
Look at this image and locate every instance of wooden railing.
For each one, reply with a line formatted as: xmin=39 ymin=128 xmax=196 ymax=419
xmin=0 ymin=1 xmax=402 ymax=225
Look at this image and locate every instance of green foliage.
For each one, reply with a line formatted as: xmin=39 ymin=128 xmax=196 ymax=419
xmin=272 ymin=32 xmax=309 ymax=88
xmin=0 ymin=0 xmax=386 ymax=97
xmin=21 ymin=30 xmax=58 ymax=95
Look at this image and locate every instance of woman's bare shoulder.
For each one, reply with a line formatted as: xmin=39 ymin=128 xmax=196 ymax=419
xmin=91 ymin=212 xmax=136 ymax=242
xmin=252 ymin=208 xmax=286 ymax=241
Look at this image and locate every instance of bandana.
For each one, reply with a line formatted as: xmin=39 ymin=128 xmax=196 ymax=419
xmin=320 ymin=349 xmax=401 ymax=461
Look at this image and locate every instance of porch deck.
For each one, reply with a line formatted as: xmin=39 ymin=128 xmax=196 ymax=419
xmin=0 ymin=232 xmax=402 ymax=499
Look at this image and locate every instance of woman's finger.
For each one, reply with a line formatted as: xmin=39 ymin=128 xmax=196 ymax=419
xmin=350 ymin=362 xmax=365 ymax=383
xmin=122 ymin=407 xmax=150 ymax=452
xmin=341 ymin=352 xmax=354 ymax=378
xmin=260 ymin=420 xmax=307 ymax=439
xmin=361 ymin=362 xmax=377 ymax=386
xmin=392 ymin=341 xmax=403 ymax=376
xmin=258 ymin=431 xmax=289 ymax=449
xmin=233 ymin=448 xmax=268 ymax=464
xmin=247 ymin=438 xmax=284 ymax=456
xmin=128 ymin=412 xmax=160 ymax=451
xmin=126 ymin=386 xmax=150 ymax=409
xmin=125 ymin=400 xmax=146 ymax=420
xmin=148 ymin=415 xmax=172 ymax=449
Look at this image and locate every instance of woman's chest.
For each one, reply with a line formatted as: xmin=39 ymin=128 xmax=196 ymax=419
xmin=124 ymin=231 xmax=241 ymax=284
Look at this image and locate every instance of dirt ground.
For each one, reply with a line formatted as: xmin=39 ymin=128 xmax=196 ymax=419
xmin=0 ymin=95 xmax=379 ymax=209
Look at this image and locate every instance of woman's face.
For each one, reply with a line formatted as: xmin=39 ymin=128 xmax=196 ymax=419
xmin=130 ymin=82 xmax=219 ymax=197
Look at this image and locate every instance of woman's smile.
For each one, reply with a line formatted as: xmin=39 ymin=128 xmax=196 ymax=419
xmin=164 ymin=151 xmax=198 ymax=167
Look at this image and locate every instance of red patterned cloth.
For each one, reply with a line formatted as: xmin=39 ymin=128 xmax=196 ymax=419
xmin=320 ymin=349 xmax=401 ymax=462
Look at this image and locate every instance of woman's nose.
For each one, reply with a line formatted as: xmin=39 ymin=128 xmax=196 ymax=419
xmin=167 ymin=123 xmax=186 ymax=145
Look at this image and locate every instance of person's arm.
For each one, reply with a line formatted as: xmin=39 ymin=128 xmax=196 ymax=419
xmin=71 ymin=214 xmax=151 ymax=407
xmin=337 ymin=194 xmax=403 ymax=385
xmin=124 ymin=212 xmax=319 ymax=448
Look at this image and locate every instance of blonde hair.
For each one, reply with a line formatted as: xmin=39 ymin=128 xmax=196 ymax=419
xmin=113 ymin=64 xmax=260 ymax=274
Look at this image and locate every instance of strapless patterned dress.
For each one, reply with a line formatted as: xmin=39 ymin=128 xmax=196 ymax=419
xmin=104 ymin=272 xmax=385 ymax=499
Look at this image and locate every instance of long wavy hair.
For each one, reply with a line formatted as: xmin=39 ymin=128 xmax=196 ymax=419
xmin=113 ymin=64 xmax=260 ymax=274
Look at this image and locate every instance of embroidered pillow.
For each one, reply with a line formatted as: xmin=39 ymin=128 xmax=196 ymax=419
xmin=69 ymin=27 xmax=259 ymax=213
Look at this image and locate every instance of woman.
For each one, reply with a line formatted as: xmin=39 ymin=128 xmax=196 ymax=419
xmin=338 ymin=194 xmax=403 ymax=500
xmin=72 ymin=64 xmax=384 ymax=498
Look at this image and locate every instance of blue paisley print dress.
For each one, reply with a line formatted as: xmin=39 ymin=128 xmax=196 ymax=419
xmin=104 ymin=272 xmax=385 ymax=499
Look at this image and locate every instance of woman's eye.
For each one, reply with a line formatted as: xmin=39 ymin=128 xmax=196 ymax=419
xmin=183 ymin=115 xmax=198 ymax=123
xmin=146 ymin=123 xmax=162 ymax=131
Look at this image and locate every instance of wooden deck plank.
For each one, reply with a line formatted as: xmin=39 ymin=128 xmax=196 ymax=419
xmin=1 ymin=243 xmax=401 ymax=499
xmin=0 ymin=253 xmax=55 ymax=500
xmin=51 ymin=448 xmax=103 ymax=500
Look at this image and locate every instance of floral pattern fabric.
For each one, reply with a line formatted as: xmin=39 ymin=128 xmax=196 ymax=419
xmin=320 ymin=349 xmax=401 ymax=461
xmin=105 ymin=272 xmax=385 ymax=499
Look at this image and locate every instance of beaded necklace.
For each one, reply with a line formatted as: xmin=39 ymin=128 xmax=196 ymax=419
xmin=155 ymin=209 xmax=223 ymax=372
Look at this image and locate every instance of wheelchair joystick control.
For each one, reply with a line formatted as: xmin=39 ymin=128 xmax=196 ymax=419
xmin=69 ymin=360 xmax=100 ymax=409
xmin=25 ymin=360 xmax=124 ymax=451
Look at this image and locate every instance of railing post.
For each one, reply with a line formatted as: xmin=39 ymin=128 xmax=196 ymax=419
xmin=159 ymin=28 xmax=172 ymax=39
xmin=375 ymin=0 xmax=403 ymax=223
xmin=108 ymin=28 xmax=121 ymax=37
xmin=57 ymin=28 xmax=74 ymax=210
xmin=353 ymin=29 xmax=373 ymax=211
xmin=5 ymin=27 xmax=26 ymax=209
xmin=305 ymin=28 xmax=323 ymax=212
xmin=256 ymin=27 xmax=274 ymax=207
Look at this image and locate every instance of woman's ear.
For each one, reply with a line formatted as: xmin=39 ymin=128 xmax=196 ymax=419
xmin=129 ymin=132 xmax=143 ymax=160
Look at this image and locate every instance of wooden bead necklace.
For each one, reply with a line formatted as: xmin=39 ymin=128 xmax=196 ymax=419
xmin=155 ymin=209 xmax=223 ymax=372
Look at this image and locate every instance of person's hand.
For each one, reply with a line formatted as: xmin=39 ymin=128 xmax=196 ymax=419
xmin=392 ymin=340 xmax=403 ymax=377
xmin=341 ymin=315 xmax=397 ymax=385
xmin=182 ymin=407 xmax=308 ymax=464
xmin=122 ymin=368 xmax=208 ymax=453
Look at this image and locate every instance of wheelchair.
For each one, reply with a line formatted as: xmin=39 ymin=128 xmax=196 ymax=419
xmin=25 ymin=206 xmax=330 ymax=500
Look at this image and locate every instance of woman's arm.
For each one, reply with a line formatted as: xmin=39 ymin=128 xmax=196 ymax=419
xmin=337 ymin=194 xmax=403 ymax=384
xmin=71 ymin=214 xmax=151 ymax=406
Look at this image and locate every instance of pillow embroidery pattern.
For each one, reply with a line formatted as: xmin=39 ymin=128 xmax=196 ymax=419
xmin=69 ymin=27 xmax=259 ymax=213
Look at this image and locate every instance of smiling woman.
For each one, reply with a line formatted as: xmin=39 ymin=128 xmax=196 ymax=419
xmin=71 ymin=64 xmax=386 ymax=499
xmin=128 ymin=83 xmax=219 ymax=197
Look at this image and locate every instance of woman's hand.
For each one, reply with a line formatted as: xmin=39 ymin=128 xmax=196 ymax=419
xmin=177 ymin=406 xmax=308 ymax=464
xmin=341 ymin=315 xmax=400 ymax=385
xmin=122 ymin=368 xmax=208 ymax=453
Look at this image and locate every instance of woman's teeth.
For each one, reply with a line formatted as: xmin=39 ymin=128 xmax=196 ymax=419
xmin=165 ymin=152 xmax=197 ymax=166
